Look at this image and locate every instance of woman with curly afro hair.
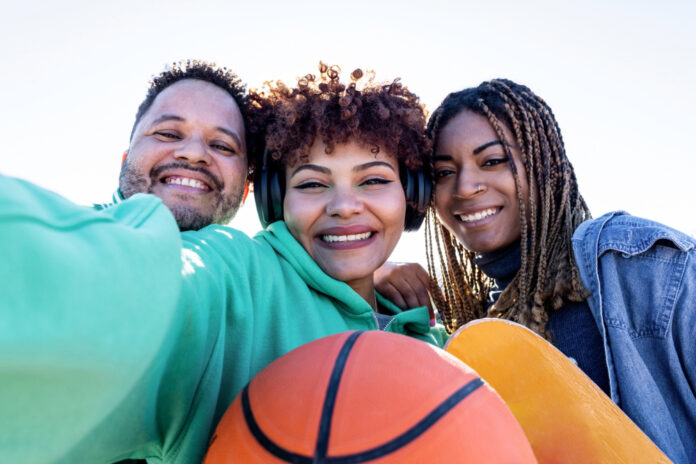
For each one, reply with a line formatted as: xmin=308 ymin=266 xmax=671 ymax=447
xmin=0 ymin=63 xmax=455 ymax=462
xmin=247 ymin=62 xmax=437 ymax=318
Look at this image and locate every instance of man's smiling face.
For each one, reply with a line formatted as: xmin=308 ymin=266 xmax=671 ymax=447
xmin=119 ymin=79 xmax=247 ymax=231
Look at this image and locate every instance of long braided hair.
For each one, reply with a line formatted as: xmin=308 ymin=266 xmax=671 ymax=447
xmin=425 ymin=79 xmax=591 ymax=338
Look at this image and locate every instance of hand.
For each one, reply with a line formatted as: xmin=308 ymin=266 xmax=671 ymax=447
xmin=374 ymin=262 xmax=435 ymax=323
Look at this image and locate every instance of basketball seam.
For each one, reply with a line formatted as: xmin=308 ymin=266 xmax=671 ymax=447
xmin=315 ymin=331 xmax=364 ymax=460
xmin=324 ymin=377 xmax=485 ymax=463
xmin=241 ymin=332 xmax=484 ymax=464
xmin=241 ymin=385 xmax=313 ymax=463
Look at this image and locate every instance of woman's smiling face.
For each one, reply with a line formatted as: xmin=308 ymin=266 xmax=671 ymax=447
xmin=433 ymin=110 xmax=529 ymax=253
xmin=283 ymin=140 xmax=406 ymax=291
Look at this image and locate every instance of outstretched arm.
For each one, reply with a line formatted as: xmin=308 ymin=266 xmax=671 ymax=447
xmin=0 ymin=175 xmax=184 ymax=462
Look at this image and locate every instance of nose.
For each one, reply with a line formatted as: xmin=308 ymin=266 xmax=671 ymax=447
xmin=326 ymin=187 xmax=364 ymax=218
xmin=453 ymin=170 xmax=486 ymax=199
xmin=173 ymin=136 xmax=212 ymax=165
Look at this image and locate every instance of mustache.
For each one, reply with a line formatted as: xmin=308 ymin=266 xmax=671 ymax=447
xmin=150 ymin=162 xmax=223 ymax=191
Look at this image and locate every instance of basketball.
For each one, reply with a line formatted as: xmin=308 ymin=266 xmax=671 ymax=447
xmin=204 ymin=331 xmax=536 ymax=463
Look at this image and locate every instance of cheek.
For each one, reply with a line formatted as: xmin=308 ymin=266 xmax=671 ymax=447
xmin=433 ymin=185 xmax=455 ymax=224
xmin=128 ymin=140 xmax=165 ymax=169
xmin=375 ymin=190 xmax=407 ymax=237
xmin=219 ymin=158 xmax=248 ymax=185
xmin=433 ymin=186 xmax=448 ymax=212
xmin=283 ymin=193 xmax=316 ymax=245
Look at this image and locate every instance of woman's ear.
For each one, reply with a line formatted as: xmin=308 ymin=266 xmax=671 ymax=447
xmin=121 ymin=151 xmax=128 ymax=165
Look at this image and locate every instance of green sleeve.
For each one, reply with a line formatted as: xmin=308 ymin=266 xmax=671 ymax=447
xmin=0 ymin=175 xmax=186 ymax=462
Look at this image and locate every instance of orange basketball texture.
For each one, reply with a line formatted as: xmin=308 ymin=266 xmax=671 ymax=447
xmin=205 ymin=331 xmax=536 ymax=463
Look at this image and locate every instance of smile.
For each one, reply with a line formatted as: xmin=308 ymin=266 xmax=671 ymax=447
xmin=163 ymin=176 xmax=211 ymax=192
xmin=456 ymin=207 xmax=500 ymax=223
xmin=321 ymin=232 xmax=374 ymax=243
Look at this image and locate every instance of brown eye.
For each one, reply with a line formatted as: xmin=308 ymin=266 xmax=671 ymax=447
xmin=434 ymin=168 xmax=455 ymax=179
xmin=482 ymin=157 xmax=508 ymax=167
xmin=361 ymin=178 xmax=391 ymax=186
xmin=155 ymin=131 xmax=180 ymax=140
xmin=295 ymin=181 xmax=327 ymax=190
xmin=211 ymin=143 xmax=235 ymax=154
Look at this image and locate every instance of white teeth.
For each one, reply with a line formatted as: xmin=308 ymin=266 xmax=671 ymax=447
xmin=166 ymin=177 xmax=207 ymax=191
xmin=457 ymin=208 xmax=498 ymax=223
xmin=322 ymin=232 xmax=373 ymax=243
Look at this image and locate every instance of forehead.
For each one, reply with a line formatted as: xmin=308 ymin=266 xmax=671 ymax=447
xmin=304 ymin=139 xmax=398 ymax=167
xmin=141 ymin=79 xmax=244 ymax=135
xmin=437 ymin=110 xmax=513 ymax=148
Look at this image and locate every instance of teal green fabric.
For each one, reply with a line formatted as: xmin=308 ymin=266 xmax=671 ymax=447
xmin=0 ymin=175 xmax=447 ymax=463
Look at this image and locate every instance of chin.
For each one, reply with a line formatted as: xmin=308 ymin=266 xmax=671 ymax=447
xmin=323 ymin=264 xmax=373 ymax=284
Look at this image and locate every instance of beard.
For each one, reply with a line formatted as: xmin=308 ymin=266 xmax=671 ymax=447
xmin=118 ymin=159 xmax=243 ymax=231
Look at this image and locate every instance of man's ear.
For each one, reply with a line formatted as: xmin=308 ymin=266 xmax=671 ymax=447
xmin=121 ymin=151 xmax=128 ymax=165
xmin=242 ymin=181 xmax=250 ymax=204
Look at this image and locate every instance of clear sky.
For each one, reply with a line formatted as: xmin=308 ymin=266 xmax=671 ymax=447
xmin=2 ymin=0 xmax=694 ymax=263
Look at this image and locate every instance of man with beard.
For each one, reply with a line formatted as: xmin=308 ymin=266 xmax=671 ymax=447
xmin=104 ymin=60 xmax=251 ymax=464
xmin=98 ymin=59 xmax=250 ymax=231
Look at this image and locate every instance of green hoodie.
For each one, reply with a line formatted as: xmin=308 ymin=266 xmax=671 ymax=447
xmin=0 ymin=175 xmax=447 ymax=463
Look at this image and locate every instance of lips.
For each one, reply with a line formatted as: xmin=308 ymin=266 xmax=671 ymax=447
xmin=452 ymin=207 xmax=502 ymax=226
xmin=163 ymin=175 xmax=211 ymax=192
xmin=456 ymin=207 xmax=500 ymax=223
xmin=151 ymin=162 xmax=221 ymax=193
xmin=316 ymin=225 xmax=377 ymax=249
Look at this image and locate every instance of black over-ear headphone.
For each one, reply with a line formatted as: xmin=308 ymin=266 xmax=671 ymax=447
xmin=254 ymin=148 xmax=431 ymax=231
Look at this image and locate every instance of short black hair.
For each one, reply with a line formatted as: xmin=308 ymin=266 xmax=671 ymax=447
xmin=130 ymin=59 xmax=248 ymax=142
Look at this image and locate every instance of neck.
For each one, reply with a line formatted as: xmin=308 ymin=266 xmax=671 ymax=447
xmin=346 ymin=276 xmax=377 ymax=311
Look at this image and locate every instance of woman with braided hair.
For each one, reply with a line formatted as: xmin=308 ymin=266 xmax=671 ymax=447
xmin=376 ymin=79 xmax=695 ymax=462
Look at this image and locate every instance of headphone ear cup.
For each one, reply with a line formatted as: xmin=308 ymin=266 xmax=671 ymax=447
xmin=418 ymin=168 xmax=431 ymax=211
xmin=404 ymin=168 xmax=415 ymax=203
xmin=403 ymin=169 xmax=430 ymax=232
xmin=254 ymin=168 xmax=271 ymax=228
xmin=269 ymin=170 xmax=283 ymax=223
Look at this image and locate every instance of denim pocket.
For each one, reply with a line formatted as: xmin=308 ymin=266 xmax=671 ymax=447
xmin=598 ymin=241 xmax=687 ymax=339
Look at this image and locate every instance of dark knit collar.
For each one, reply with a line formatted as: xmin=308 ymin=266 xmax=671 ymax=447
xmin=473 ymin=241 xmax=521 ymax=282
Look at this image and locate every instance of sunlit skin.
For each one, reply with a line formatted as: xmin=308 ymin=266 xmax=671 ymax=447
xmin=283 ymin=140 xmax=407 ymax=307
xmin=120 ymin=79 xmax=247 ymax=231
xmin=433 ymin=110 xmax=529 ymax=253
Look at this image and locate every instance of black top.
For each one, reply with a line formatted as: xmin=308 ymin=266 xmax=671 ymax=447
xmin=473 ymin=242 xmax=610 ymax=394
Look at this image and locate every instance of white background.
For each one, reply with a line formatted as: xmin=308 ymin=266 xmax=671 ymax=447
xmin=2 ymin=0 xmax=694 ymax=264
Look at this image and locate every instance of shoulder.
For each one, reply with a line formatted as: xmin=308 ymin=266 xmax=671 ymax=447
xmin=573 ymin=212 xmax=696 ymax=340
xmin=573 ymin=211 xmax=695 ymax=258
xmin=181 ymin=225 xmax=274 ymax=264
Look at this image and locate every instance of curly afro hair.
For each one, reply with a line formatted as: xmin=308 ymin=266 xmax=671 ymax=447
xmin=247 ymin=62 xmax=430 ymax=177
xmin=130 ymin=59 xmax=248 ymax=142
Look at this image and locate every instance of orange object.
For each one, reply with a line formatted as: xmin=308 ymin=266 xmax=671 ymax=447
xmin=445 ymin=319 xmax=671 ymax=463
xmin=205 ymin=331 xmax=536 ymax=463
xmin=242 ymin=181 xmax=250 ymax=204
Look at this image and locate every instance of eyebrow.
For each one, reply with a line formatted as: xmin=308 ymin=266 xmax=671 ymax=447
xmin=290 ymin=164 xmax=331 ymax=178
xmin=150 ymin=114 xmax=243 ymax=150
xmin=289 ymin=160 xmax=396 ymax=179
xmin=433 ymin=140 xmax=506 ymax=161
xmin=151 ymin=114 xmax=184 ymax=125
xmin=216 ymin=127 xmax=243 ymax=151
xmin=353 ymin=161 xmax=396 ymax=172
xmin=473 ymin=140 xmax=503 ymax=154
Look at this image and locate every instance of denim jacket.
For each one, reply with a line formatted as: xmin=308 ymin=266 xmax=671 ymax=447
xmin=572 ymin=211 xmax=696 ymax=463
